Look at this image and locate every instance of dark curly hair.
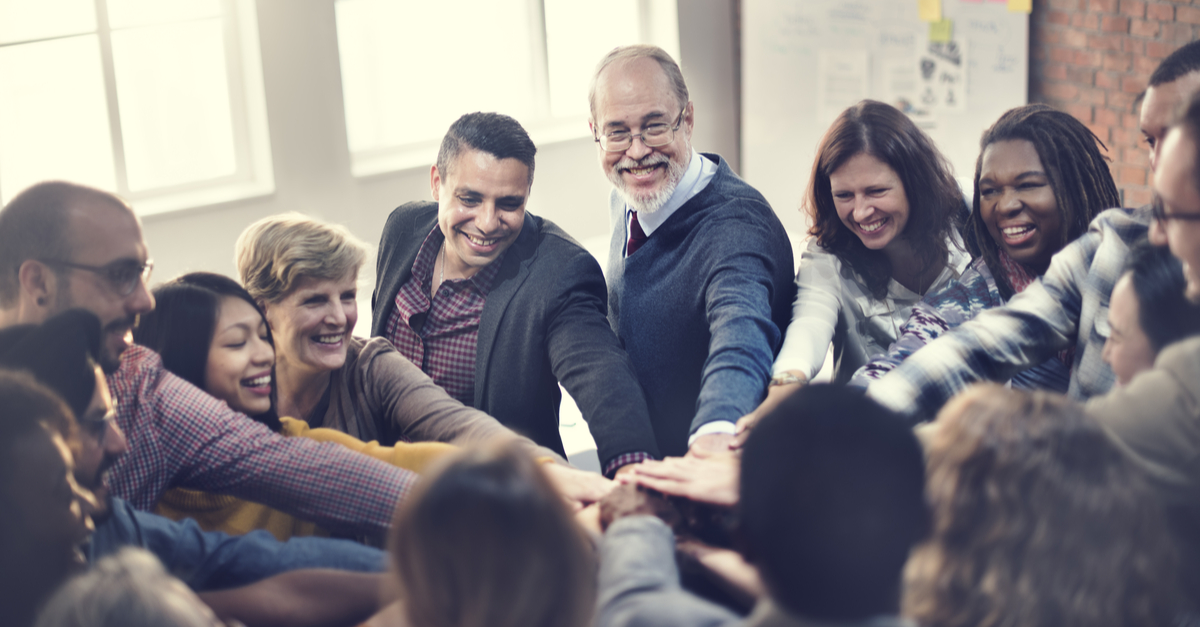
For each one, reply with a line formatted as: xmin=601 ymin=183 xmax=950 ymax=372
xmin=807 ymin=100 xmax=964 ymax=299
xmin=904 ymin=384 xmax=1180 ymax=627
xmin=968 ymin=104 xmax=1119 ymax=298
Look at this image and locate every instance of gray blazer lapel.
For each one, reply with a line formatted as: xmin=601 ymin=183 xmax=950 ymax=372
xmin=473 ymin=212 xmax=540 ymax=408
xmin=606 ymin=191 xmax=627 ymax=332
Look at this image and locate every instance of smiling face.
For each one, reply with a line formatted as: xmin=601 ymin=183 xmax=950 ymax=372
xmin=73 ymin=367 xmax=126 ymax=520
xmin=1152 ymin=127 xmax=1200 ymax=303
xmin=432 ymin=148 xmax=529 ymax=279
xmin=49 ymin=200 xmax=155 ymax=371
xmin=262 ymin=273 xmax=358 ymax=377
xmin=830 ymin=152 xmax=911 ymax=252
xmin=205 ymin=296 xmax=274 ymax=416
xmin=1102 ymin=273 xmax=1158 ymax=386
xmin=978 ymin=139 xmax=1063 ymax=274
xmin=591 ymin=56 xmax=694 ymax=214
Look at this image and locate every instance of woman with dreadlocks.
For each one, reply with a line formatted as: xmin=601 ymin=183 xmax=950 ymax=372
xmin=850 ymin=104 xmax=1120 ymax=390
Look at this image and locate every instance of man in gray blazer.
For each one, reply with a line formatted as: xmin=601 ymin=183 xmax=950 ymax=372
xmin=372 ymin=112 xmax=659 ymax=476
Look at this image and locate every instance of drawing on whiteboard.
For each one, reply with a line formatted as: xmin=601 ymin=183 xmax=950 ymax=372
xmin=816 ymin=50 xmax=869 ymax=126
xmin=918 ymin=38 xmax=967 ymax=112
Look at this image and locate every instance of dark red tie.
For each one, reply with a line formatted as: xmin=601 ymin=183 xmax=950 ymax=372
xmin=626 ymin=211 xmax=648 ymax=256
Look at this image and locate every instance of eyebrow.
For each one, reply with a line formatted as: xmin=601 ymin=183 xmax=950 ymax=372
xmin=603 ymin=111 xmax=670 ymax=129
xmin=454 ymin=186 xmax=527 ymax=204
xmin=979 ymin=170 xmax=1046 ymax=185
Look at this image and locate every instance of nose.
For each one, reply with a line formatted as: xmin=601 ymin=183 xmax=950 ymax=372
xmin=128 ymin=278 xmax=155 ymax=315
xmin=104 ymin=419 xmax=129 ymax=457
xmin=325 ymin=302 xmax=347 ymax=328
xmin=852 ymin=195 xmax=874 ymax=222
xmin=624 ymin=135 xmax=653 ymax=160
xmin=996 ymin=188 xmax=1022 ymax=214
xmin=1101 ymin=334 xmax=1114 ymax=366
xmin=475 ymin=202 xmax=500 ymax=234
xmin=1149 ymin=215 xmax=1169 ymax=246
xmin=252 ymin=336 xmax=275 ymax=367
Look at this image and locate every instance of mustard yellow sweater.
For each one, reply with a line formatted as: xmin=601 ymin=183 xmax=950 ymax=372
xmin=154 ymin=417 xmax=456 ymax=540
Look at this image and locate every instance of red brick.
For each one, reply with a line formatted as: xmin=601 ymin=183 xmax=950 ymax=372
xmin=1119 ymin=0 xmax=1146 ymax=17
xmin=1121 ymin=75 xmax=1147 ymax=94
xmin=1123 ymin=112 xmax=1141 ymax=129
xmin=1095 ymin=107 xmax=1121 ymax=126
xmin=1042 ymin=62 xmax=1069 ymax=81
xmin=1095 ymin=70 xmax=1119 ymax=89
xmin=1118 ymin=165 xmax=1147 ymax=185
xmin=1130 ymin=18 xmax=1160 ymax=37
xmin=1087 ymin=34 xmax=1124 ymax=51
xmin=1088 ymin=122 xmax=1113 ymax=142
xmin=1101 ymin=15 xmax=1131 ymax=31
xmin=1103 ymin=52 xmax=1133 ymax=72
xmin=1130 ymin=58 xmax=1154 ymax=79
xmin=1083 ymin=12 xmax=1101 ymax=29
xmin=1046 ymin=9 xmax=1072 ymax=24
xmin=1161 ymin=22 xmax=1194 ymax=42
xmin=1178 ymin=5 xmax=1200 ymax=23
xmin=1047 ymin=0 xmax=1082 ymax=8
xmin=1147 ymin=40 xmax=1174 ymax=59
xmin=1146 ymin=1 xmax=1174 ymax=20
xmin=1067 ymin=65 xmax=1096 ymax=83
xmin=1125 ymin=187 xmax=1153 ymax=207
xmin=1124 ymin=147 xmax=1151 ymax=167
xmin=1044 ymin=82 xmax=1081 ymax=100
xmin=1107 ymin=91 xmax=1137 ymax=111
xmin=1123 ymin=38 xmax=1145 ymax=55
xmin=1050 ymin=46 xmax=1075 ymax=63
xmin=1112 ymin=126 xmax=1139 ymax=146
xmin=1064 ymin=29 xmax=1089 ymax=47
xmin=1073 ymin=49 xmax=1104 ymax=66
xmin=1089 ymin=0 xmax=1118 ymax=10
xmin=1065 ymin=103 xmax=1094 ymax=122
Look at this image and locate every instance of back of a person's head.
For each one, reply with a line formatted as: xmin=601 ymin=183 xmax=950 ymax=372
xmin=1149 ymin=40 xmax=1200 ymax=87
xmin=390 ymin=442 xmax=595 ymax=627
xmin=0 ymin=309 xmax=103 ymax=419
xmin=34 ymin=548 xmax=217 ymax=627
xmin=904 ymin=384 xmax=1179 ymax=627
xmin=740 ymin=384 xmax=928 ymax=621
xmin=1125 ymin=239 xmax=1200 ymax=351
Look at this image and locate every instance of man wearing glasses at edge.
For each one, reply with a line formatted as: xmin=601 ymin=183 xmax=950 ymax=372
xmin=589 ymin=44 xmax=794 ymax=458
xmin=0 ymin=181 xmax=422 ymax=540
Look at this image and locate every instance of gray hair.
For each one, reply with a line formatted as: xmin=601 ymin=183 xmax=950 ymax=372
xmin=34 ymin=548 xmax=216 ymax=627
xmin=588 ymin=44 xmax=689 ymax=122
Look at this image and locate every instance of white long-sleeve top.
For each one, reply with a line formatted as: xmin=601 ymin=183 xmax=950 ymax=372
xmin=773 ymin=236 xmax=970 ymax=384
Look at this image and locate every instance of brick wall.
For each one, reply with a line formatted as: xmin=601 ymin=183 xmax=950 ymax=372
xmin=1030 ymin=0 xmax=1197 ymax=206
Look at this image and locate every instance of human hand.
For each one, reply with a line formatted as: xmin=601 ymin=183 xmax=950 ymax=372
xmin=689 ymin=433 xmax=736 ymax=457
xmin=599 ymin=483 xmax=680 ymax=531
xmin=675 ymin=538 xmax=765 ymax=606
xmin=732 ymin=371 xmax=806 ymax=448
xmin=624 ymin=455 xmax=739 ymax=508
xmin=575 ymin=502 xmax=603 ymax=540
xmin=542 ymin=463 xmax=615 ymax=511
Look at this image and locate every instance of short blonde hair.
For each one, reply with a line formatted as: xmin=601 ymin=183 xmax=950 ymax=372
xmin=235 ymin=213 xmax=367 ymax=304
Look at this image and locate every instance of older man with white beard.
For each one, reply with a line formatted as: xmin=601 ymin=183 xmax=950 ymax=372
xmin=588 ymin=45 xmax=794 ymax=457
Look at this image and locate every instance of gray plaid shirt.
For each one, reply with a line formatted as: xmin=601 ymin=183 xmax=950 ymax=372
xmin=868 ymin=206 xmax=1152 ymax=420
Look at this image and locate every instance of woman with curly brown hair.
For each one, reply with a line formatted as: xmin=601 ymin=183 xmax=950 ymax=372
xmin=904 ymin=384 xmax=1180 ymax=627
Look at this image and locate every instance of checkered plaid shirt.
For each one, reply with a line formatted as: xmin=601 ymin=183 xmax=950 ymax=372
xmin=867 ymin=206 xmax=1152 ymax=420
xmin=386 ymin=228 xmax=503 ymax=406
xmin=106 ymin=344 xmax=415 ymax=537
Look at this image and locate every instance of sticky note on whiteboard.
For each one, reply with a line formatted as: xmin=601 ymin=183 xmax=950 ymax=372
xmin=1008 ymin=0 xmax=1032 ymax=12
xmin=929 ymin=18 xmax=953 ymax=42
xmin=918 ymin=0 xmax=942 ymax=21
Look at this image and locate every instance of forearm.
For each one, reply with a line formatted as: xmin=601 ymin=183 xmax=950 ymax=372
xmin=201 ymin=570 xmax=387 ymax=627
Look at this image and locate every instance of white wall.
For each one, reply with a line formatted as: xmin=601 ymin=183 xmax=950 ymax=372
xmin=140 ymin=0 xmax=742 ymax=324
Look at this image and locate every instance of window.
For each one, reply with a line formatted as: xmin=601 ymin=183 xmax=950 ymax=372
xmin=334 ymin=0 xmax=679 ymax=177
xmin=0 ymin=0 xmax=272 ymax=215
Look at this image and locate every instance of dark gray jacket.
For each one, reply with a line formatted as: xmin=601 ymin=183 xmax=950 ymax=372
xmin=372 ymin=201 xmax=660 ymax=466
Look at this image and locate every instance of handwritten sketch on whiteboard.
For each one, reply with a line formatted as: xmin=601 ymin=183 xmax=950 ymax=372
xmin=742 ymin=0 xmax=1028 ymax=235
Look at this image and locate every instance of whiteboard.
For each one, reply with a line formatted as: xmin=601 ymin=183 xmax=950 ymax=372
xmin=742 ymin=0 xmax=1029 ymax=233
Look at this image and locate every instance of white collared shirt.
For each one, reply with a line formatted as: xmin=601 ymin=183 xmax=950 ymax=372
xmin=623 ymin=149 xmax=717 ymax=251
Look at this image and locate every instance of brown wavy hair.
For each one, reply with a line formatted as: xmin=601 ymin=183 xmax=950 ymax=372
xmin=389 ymin=442 xmax=596 ymax=627
xmin=903 ymin=385 xmax=1180 ymax=627
xmin=807 ymin=100 xmax=963 ymax=299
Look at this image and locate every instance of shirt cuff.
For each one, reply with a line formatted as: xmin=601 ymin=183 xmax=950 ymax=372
xmin=687 ymin=420 xmax=737 ymax=446
xmin=603 ymin=451 xmax=656 ymax=478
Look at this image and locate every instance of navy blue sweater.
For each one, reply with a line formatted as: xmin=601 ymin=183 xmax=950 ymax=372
xmin=606 ymin=154 xmax=795 ymax=456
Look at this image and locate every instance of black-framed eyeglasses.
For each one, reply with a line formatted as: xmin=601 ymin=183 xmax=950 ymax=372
xmin=40 ymin=258 xmax=154 ymax=296
xmin=79 ymin=411 xmax=118 ymax=446
xmin=594 ymin=108 xmax=686 ymax=153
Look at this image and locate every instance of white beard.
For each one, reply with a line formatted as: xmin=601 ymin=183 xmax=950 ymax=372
xmin=609 ymin=151 xmax=688 ymax=215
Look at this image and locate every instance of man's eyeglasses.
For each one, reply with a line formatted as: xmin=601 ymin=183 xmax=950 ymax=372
xmin=1151 ymin=197 xmax=1200 ymax=223
xmin=79 ymin=411 xmax=118 ymax=446
xmin=40 ymin=258 xmax=153 ymax=296
xmin=595 ymin=108 xmax=686 ymax=153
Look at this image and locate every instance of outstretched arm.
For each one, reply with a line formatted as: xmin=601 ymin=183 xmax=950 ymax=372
xmin=200 ymin=570 xmax=386 ymax=627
